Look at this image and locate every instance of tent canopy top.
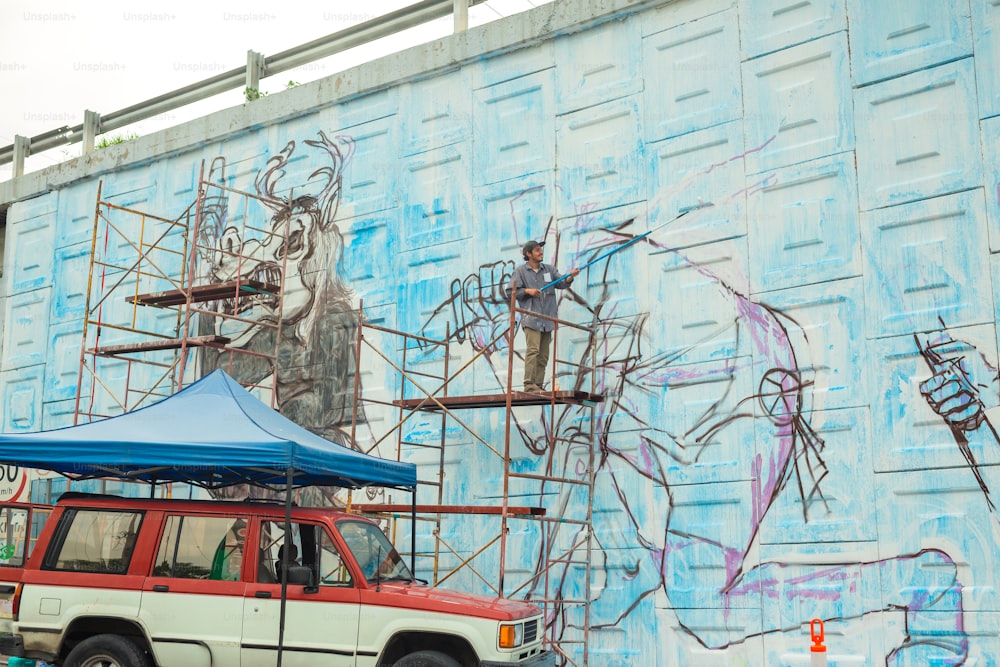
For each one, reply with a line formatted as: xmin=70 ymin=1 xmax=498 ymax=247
xmin=0 ymin=370 xmax=416 ymax=491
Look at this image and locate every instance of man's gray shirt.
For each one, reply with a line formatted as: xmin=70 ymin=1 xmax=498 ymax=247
xmin=508 ymin=262 xmax=571 ymax=332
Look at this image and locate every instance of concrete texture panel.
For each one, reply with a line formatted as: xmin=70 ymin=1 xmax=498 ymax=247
xmin=341 ymin=209 xmax=402 ymax=308
xmin=337 ymin=116 xmax=400 ymax=218
xmin=643 ymin=8 xmax=742 ymax=142
xmin=762 ymin=277 xmax=867 ymax=412
xmin=635 ymin=355 xmax=756 ymax=486
xmin=742 ymin=32 xmax=853 ymax=175
xmin=556 ymin=96 xmax=643 ymax=216
xmin=42 ymin=398 xmax=79 ymax=431
xmin=0 ymin=366 xmax=43 ymax=432
xmin=5 ymin=211 xmax=55 ymax=295
xmin=400 ymin=70 xmax=472 ymax=156
xmin=400 ymin=142 xmax=473 ymax=250
xmin=984 ymin=117 xmax=1000 ymax=252
xmin=396 ymin=240 xmax=473 ymax=340
xmin=661 ymin=480 xmax=761 ymax=607
xmin=649 ymin=236 xmax=749 ymax=364
xmin=54 ymin=183 xmax=100 ymax=251
xmin=748 ymin=151 xmax=859 ymax=293
xmin=739 ymin=0 xmax=846 ymax=59
xmin=44 ymin=320 xmax=84 ymax=404
xmin=855 ymin=59 xmax=981 ymax=210
xmin=648 ymin=121 xmax=747 ymax=251
xmin=847 ymin=0 xmax=973 ymax=86
xmin=861 ymin=190 xmax=992 ymax=339
xmin=473 ymin=70 xmax=555 ymax=186
xmin=876 ymin=466 xmax=999 ymax=614
xmin=555 ymin=17 xmax=642 ymax=115
xmin=758 ymin=407 xmax=876 ymax=544
xmin=472 ymin=41 xmax=553 ymax=90
xmin=50 ymin=242 xmax=90 ymax=324
xmin=2 ymin=288 xmax=51 ymax=371
xmin=973 ymin=0 xmax=1000 ymax=120
xmin=475 ymin=172 xmax=555 ymax=259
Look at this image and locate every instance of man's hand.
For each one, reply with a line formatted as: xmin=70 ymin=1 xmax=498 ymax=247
xmin=525 ymin=288 xmax=541 ymax=297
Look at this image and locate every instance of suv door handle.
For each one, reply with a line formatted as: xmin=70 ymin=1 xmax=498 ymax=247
xmin=152 ymin=585 xmax=169 ymax=592
xmin=254 ymin=591 xmax=272 ymax=598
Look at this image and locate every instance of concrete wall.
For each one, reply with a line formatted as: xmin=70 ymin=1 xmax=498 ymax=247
xmin=3 ymin=0 xmax=1000 ymax=663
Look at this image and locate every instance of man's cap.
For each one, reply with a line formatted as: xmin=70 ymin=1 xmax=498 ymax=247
xmin=522 ymin=240 xmax=546 ymax=256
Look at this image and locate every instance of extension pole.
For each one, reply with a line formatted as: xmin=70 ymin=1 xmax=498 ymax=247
xmin=539 ymin=207 xmax=701 ymax=292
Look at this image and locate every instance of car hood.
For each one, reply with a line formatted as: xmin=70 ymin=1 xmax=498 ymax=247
xmin=370 ymin=581 xmax=543 ymax=621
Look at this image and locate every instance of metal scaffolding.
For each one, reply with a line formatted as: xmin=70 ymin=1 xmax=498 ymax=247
xmin=349 ymin=291 xmax=601 ymax=666
xmin=75 ymin=165 xmax=289 ymax=422
xmin=74 ymin=169 xmax=599 ymax=663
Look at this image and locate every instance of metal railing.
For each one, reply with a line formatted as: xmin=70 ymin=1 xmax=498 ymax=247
xmin=1 ymin=0 xmax=486 ymax=178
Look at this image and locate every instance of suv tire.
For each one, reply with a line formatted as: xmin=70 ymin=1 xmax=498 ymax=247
xmin=64 ymin=634 xmax=153 ymax=667
xmin=392 ymin=650 xmax=462 ymax=667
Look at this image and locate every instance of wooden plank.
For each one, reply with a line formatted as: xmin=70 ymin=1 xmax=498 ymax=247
xmin=128 ymin=279 xmax=280 ymax=307
xmin=392 ymin=390 xmax=603 ymax=411
xmin=91 ymin=334 xmax=231 ymax=356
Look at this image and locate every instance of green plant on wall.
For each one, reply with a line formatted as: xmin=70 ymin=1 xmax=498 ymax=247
xmin=95 ymin=133 xmax=139 ymax=149
xmin=244 ymin=86 xmax=268 ymax=101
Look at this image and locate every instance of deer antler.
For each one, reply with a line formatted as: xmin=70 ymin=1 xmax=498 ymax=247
xmin=255 ymin=141 xmax=296 ymax=210
xmin=304 ymin=132 xmax=356 ymax=228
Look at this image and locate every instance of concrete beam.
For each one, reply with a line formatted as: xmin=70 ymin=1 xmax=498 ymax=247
xmin=0 ymin=0 xmax=676 ymax=206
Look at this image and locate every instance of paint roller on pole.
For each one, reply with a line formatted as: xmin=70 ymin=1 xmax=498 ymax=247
xmin=537 ymin=203 xmax=710 ymax=292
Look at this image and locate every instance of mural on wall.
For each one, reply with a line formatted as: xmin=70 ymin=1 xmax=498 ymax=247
xmin=917 ymin=325 xmax=1000 ymax=515
xmin=191 ymin=132 xmax=373 ymax=503
xmin=172 ymin=128 xmax=1000 ymax=663
xmin=418 ymin=184 xmax=971 ymax=665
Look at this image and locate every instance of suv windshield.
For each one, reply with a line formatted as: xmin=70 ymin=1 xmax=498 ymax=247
xmin=336 ymin=519 xmax=412 ymax=583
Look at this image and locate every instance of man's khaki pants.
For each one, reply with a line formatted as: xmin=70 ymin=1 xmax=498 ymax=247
xmin=522 ymin=326 xmax=551 ymax=391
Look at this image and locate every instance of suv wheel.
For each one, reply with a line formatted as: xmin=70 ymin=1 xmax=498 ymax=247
xmin=64 ymin=634 xmax=153 ymax=667
xmin=392 ymin=650 xmax=462 ymax=667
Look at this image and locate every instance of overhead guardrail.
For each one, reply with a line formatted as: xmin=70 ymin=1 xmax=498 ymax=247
xmin=1 ymin=0 xmax=486 ymax=178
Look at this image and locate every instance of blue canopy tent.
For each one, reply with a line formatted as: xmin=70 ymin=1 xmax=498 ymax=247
xmin=0 ymin=369 xmax=417 ymax=664
xmin=0 ymin=369 xmax=416 ymax=491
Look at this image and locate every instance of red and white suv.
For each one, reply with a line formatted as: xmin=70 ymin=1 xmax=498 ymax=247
xmin=0 ymin=493 xmax=554 ymax=667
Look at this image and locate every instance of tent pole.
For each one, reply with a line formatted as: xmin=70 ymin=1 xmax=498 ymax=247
xmin=278 ymin=468 xmax=293 ymax=666
xmin=411 ymin=489 xmax=417 ymax=576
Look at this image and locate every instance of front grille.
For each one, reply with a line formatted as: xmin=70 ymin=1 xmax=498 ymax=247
xmin=524 ymin=618 xmax=539 ymax=644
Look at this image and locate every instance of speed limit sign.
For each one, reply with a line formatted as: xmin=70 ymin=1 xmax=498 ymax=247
xmin=0 ymin=465 xmax=28 ymax=502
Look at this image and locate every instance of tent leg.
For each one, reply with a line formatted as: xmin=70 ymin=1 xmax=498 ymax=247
xmin=411 ymin=490 xmax=417 ymax=576
xmin=277 ymin=468 xmax=293 ymax=667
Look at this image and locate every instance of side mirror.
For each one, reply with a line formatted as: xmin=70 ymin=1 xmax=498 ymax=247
xmin=286 ymin=564 xmax=312 ymax=586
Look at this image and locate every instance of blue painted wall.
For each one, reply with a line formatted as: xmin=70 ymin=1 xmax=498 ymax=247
xmin=3 ymin=0 xmax=1000 ymax=663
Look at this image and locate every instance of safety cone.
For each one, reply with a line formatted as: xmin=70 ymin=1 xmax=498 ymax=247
xmin=810 ymin=618 xmax=827 ymax=667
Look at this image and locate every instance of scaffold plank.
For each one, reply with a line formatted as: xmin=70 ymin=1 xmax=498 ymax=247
xmin=91 ymin=334 xmax=232 ymax=356
xmin=128 ymin=279 xmax=280 ymax=307
xmin=392 ymin=390 xmax=603 ymax=411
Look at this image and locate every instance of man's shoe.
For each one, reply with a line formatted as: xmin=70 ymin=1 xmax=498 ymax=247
xmin=522 ymin=385 xmax=542 ymax=393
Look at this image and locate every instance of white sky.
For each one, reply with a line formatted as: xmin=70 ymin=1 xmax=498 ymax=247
xmin=0 ymin=0 xmax=546 ymax=181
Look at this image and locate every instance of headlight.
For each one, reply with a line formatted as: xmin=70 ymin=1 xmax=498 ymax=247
xmin=499 ymin=622 xmax=525 ymax=649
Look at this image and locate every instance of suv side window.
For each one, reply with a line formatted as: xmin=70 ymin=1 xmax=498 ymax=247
xmin=154 ymin=515 xmax=247 ymax=580
xmin=45 ymin=509 xmax=143 ymax=574
xmin=0 ymin=506 xmax=29 ymax=567
xmin=258 ymin=520 xmax=351 ymax=587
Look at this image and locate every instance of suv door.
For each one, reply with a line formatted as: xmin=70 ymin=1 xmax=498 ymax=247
xmin=0 ymin=504 xmax=51 ymax=633
xmin=140 ymin=512 xmax=248 ymax=667
xmin=242 ymin=520 xmax=360 ymax=666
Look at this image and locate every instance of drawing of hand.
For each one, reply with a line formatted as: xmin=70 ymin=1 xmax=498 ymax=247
xmin=420 ymin=260 xmax=516 ymax=351
xmin=917 ymin=332 xmax=1000 ymax=431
